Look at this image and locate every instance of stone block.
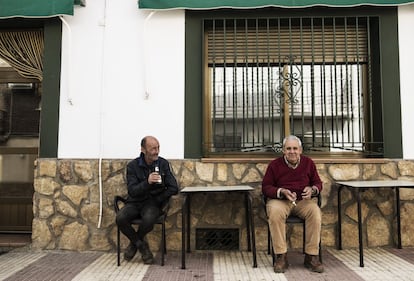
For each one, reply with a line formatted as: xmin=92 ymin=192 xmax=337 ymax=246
xmin=62 ymin=185 xmax=89 ymax=206
xmin=241 ymin=168 xmax=262 ymax=183
xmin=328 ymin=164 xmax=360 ymax=180
xmin=38 ymin=197 xmax=54 ymax=219
xmin=59 ymin=222 xmax=89 ymax=251
xmin=34 ymin=178 xmax=60 ymax=195
xmin=74 ymin=161 xmax=94 ymax=183
xmin=59 ymin=161 xmax=73 ymax=183
xmin=398 ymin=160 xmax=414 ymax=176
xmin=31 ymin=218 xmax=52 ymax=249
xmin=363 ymin=164 xmax=377 ymax=180
xmin=217 ymin=163 xmax=228 ymax=181
xmin=341 ymin=222 xmax=359 ymax=248
xmin=39 ymin=160 xmax=57 ymax=177
xmin=89 ymin=229 xmax=112 ymax=251
xmin=196 ymin=162 xmax=214 ymax=182
xmin=367 ymin=213 xmax=390 ymax=247
xmin=401 ymin=203 xmax=414 ymax=245
xmin=345 ymin=202 xmax=369 ymax=223
xmin=381 ymin=162 xmax=399 ymax=179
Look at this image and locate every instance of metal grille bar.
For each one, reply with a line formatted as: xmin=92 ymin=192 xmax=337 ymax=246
xmin=204 ymin=16 xmax=381 ymax=156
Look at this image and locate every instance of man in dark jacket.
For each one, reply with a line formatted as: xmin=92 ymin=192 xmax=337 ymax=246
xmin=116 ymin=136 xmax=178 ymax=264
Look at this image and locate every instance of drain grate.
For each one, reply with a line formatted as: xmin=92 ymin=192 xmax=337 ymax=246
xmin=196 ymin=228 xmax=239 ymax=250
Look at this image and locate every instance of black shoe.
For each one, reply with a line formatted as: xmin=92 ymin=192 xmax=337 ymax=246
xmin=124 ymin=242 xmax=137 ymax=261
xmin=138 ymin=240 xmax=154 ymax=264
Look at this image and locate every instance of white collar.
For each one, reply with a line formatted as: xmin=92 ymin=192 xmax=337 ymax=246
xmin=284 ymin=156 xmax=300 ymax=169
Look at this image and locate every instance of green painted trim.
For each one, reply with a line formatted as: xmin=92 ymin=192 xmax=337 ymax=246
xmin=379 ymin=11 xmax=403 ymax=158
xmin=0 ymin=0 xmax=74 ymax=18
xmin=140 ymin=0 xmax=414 ymax=9
xmin=39 ymin=19 xmax=61 ymax=158
xmin=184 ymin=13 xmax=203 ymax=158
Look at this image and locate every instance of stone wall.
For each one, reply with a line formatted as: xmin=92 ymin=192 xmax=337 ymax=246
xmin=32 ymin=158 xmax=414 ymax=252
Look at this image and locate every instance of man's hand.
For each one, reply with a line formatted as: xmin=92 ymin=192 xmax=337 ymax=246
xmin=301 ymin=186 xmax=315 ymax=199
xmin=148 ymin=172 xmax=162 ymax=185
xmin=281 ymin=189 xmax=297 ymax=203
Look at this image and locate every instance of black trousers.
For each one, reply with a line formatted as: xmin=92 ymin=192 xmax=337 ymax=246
xmin=116 ymin=201 xmax=161 ymax=244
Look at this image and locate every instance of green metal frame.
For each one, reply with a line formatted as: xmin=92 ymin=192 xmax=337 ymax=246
xmin=140 ymin=0 xmax=414 ymax=10
xmin=184 ymin=7 xmax=403 ymax=158
xmin=0 ymin=18 xmax=61 ymax=158
xmin=39 ymin=19 xmax=61 ymax=158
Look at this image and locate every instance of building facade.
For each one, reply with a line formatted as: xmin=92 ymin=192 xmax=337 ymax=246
xmin=1 ymin=0 xmax=414 ymax=251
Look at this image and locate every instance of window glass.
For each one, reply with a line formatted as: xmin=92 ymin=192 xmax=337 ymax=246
xmin=203 ymin=16 xmax=381 ymax=157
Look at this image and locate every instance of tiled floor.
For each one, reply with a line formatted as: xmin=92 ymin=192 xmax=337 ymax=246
xmin=1 ymin=247 xmax=414 ymax=281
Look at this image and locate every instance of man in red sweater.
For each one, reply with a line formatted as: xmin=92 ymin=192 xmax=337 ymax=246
xmin=262 ymin=135 xmax=323 ymax=273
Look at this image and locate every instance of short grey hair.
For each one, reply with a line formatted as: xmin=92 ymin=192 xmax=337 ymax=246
xmin=282 ymin=135 xmax=302 ymax=148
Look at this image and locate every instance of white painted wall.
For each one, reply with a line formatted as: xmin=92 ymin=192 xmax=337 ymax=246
xmin=57 ymin=1 xmax=414 ymax=159
xmin=398 ymin=4 xmax=414 ymax=159
xmin=58 ymin=0 xmax=185 ymax=159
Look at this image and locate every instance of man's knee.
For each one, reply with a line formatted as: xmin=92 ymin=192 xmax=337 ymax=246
xmin=115 ymin=212 xmax=126 ymax=226
xmin=116 ymin=208 xmax=134 ymax=226
xmin=142 ymin=209 xmax=160 ymax=224
xmin=308 ymin=205 xmax=322 ymax=223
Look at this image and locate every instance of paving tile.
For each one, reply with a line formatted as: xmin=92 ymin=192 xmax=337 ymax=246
xmin=143 ymin=252 xmax=213 ymax=281
xmin=0 ymin=248 xmax=414 ymax=281
xmin=73 ymin=253 xmax=149 ymax=281
xmin=328 ymin=248 xmax=414 ymax=281
xmin=2 ymin=252 xmax=102 ymax=281
xmin=0 ymin=252 xmax=45 ymax=280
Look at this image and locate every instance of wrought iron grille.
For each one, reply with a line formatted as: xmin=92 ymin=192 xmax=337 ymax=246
xmin=203 ymin=16 xmax=383 ymax=156
xmin=196 ymin=228 xmax=239 ymax=250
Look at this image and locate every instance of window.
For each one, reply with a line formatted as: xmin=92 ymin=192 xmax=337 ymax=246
xmin=185 ymin=8 xmax=402 ymax=158
xmin=203 ymin=16 xmax=382 ymax=157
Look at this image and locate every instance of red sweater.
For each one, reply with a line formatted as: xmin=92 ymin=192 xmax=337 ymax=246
xmin=262 ymin=155 xmax=322 ymax=200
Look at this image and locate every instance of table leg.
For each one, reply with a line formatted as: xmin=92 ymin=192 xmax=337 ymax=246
xmin=186 ymin=194 xmax=191 ymax=253
xmin=337 ymin=185 xmax=342 ymax=250
xmin=247 ymin=193 xmax=257 ymax=268
xmin=357 ymin=188 xmax=364 ymax=267
xmin=396 ymin=187 xmax=402 ymax=249
xmin=181 ymin=195 xmax=188 ymax=269
xmin=244 ymin=193 xmax=251 ymax=251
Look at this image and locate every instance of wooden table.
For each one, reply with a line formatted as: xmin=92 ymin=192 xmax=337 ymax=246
xmin=180 ymin=185 xmax=257 ymax=269
xmin=336 ymin=180 xmax=414 ymax=267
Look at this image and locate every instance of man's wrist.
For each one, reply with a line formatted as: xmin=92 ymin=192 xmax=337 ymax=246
xmin=311 ymin=186 xmax=318 ymax=195
xmin=277 ymin=188 xmax=284 ymax=199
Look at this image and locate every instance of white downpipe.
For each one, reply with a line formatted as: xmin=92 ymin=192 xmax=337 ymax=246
xmin=97 ymin=0 xmax=108 ymax=229
xmin=143 ymin=11 xmax=155 ymax=99
xmin=59 ymin=16 xmax=74 ymax=106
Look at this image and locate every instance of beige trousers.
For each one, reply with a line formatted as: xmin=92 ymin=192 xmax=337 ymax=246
xmin=266 ymin=198 xmax=321 ymax=255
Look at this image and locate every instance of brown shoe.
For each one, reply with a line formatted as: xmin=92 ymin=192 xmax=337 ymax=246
xmin=274 ymin=253 xmax=288 ymax=273
xmin=304 ymin=254 xmax=324 ymax=273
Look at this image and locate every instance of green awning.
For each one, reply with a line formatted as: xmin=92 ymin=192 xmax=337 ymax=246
xmin=138 ymin=0 xmax=414 ymax=10
xmin=0 ymin=0 xmax=84 ymax=19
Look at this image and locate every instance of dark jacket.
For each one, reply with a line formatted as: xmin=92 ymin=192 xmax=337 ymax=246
xmin=126 ymin=153 xmax=178 ymax=206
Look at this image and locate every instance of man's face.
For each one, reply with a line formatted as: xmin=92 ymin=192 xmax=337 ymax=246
xmin=142 ymin=137 xmax=160 ymax=165
xmin=283 ymin=139 xmax=302 ymax=164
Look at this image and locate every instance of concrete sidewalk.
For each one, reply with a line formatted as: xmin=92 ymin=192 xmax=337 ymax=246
xmin=1 ymin=247 xmax=414 ymax=281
